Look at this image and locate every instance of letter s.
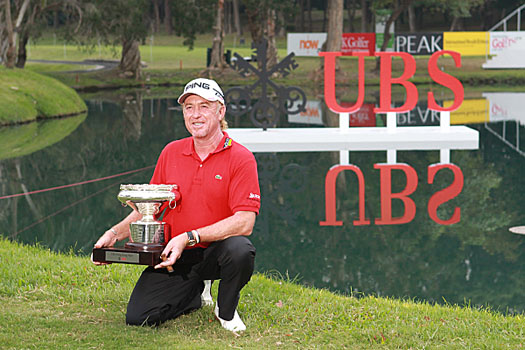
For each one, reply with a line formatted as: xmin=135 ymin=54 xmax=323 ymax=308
xmin=427 ymin=163 xmax=464 ymax=225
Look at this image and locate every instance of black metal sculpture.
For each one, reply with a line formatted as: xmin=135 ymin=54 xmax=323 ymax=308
xmin=226 ymin=39 xmax=307 ymax=130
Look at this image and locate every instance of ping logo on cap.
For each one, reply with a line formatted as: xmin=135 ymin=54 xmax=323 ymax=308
xmin=178 ymin=78 xmax=225 ymax=105
xmin=185 ymin=81 xmax=210 ymax=91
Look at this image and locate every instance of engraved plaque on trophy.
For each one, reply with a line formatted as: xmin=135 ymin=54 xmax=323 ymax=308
xmin=92 ymin=184 xmax=180 ymax=266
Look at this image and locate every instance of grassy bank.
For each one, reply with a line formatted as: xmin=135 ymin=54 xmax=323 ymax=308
xmin=0 ymin=238 xmax=522 ymax=349
xmin=0 ymin=67 xmax=87 ymax=125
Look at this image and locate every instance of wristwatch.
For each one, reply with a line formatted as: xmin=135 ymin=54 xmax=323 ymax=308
xmin=186 ymin=230 xmax=198 ymax=246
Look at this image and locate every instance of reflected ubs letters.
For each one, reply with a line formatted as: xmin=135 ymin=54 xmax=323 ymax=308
xmin=320 ymin=163 xmax=464 ymax=227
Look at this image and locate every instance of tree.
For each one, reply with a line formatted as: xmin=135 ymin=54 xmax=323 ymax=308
xmin=169 ymin=0 xmax=215 ymax=49
xmin=73 ymin=0 xmax=152 ymax=79
xmin=325 ymin=0 xmax=343 ymax=53
xmin=441 ymin=0 xmax=484 ymax=31
xmin=1 ymin=0 xmax=82 ymax=69
xmin=208 ymin=0 xmax=226 ymax=70
xmin=1 ymin=0 xmax=30 ymax=68
xmin=242 ymin=0 xmax=296 ymax=71
xmin=378 ymin=0 xmax=413 ymax=52
xmin=313 ymin=0 xmax=343 ymax=82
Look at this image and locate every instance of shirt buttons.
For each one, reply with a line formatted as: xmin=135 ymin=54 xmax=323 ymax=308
xmin=199 ymin=164 xmax=203 ymax=167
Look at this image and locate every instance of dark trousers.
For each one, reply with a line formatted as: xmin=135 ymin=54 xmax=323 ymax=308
xmin=125 ymin=236 xmax=256 ymax=326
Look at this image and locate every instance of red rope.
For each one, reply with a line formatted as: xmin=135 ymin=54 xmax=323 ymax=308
xmin=0 ymin=165 xmax=155 ymax=201
xmin=8 ymin=174 xmax=138 ymax=239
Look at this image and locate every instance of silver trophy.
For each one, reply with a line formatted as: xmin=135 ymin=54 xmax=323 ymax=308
xmin=92 ymin=183 xmax=180 ymax=265
xmin=118 ymin=184 xmax=179 ymax=247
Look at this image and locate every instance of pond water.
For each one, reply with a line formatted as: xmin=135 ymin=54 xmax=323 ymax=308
xmin=1 ymin=89 xmax=524 ymax=314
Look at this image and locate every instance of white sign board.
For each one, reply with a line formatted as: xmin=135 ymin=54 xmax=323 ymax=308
xmin=287 ymin=33 xmax=327 ymax=57
xmin=489 ymin=31 xmax=525 ymax=54
xmin=483 ymin=92 xmax=525 ymax=126
xmin=288 ymin=100 xmax=324 ymax=125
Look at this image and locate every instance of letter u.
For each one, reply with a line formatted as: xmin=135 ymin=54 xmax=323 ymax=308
xmin=320 ymin=164 xmax=370 ymax=226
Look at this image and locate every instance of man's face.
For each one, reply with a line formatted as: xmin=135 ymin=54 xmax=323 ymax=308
xmin=182 ymin=94 xmax=224 ymax=140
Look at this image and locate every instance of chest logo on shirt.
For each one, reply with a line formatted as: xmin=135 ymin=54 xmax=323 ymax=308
xmin=215 ymin=174 xmax=223 ymax=180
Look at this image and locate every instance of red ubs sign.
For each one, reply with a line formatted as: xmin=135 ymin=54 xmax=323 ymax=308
xmin=319 ymin=50 xmax=465 ymax=227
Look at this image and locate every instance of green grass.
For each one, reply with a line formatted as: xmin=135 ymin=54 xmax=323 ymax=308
xmin=0 ymin=67 xmax=87 ymax=125
xmin=0 ymin=238 xmax=522 ymax=349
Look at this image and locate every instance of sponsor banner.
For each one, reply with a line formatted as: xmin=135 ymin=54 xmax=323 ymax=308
xmin=445 ymin=99 xmax=488 ymax=125
xmin=395 ymin=33 xmax=443 ymax=55
xmin=288 ymin=100 xmax=324 ymax=125
xmin=483 ymin=92 xmax=525 ymax=126
xmin=342 ymin=33 xmax=375 ymax=56
xmin=341 ymin=103 xmax=376 ymax=126
xmin=287 ymin=33 xmax=327 ymax=57
xmin=443 ymin=32 xmax=488 ymax=56
xmin=396 ymin=103 xmax=441 ymax=126
xmin=489 ymin=31 xmax=525 ymax=54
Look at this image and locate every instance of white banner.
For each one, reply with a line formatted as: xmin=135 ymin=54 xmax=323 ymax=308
xmin=287 ymin=33 xmax=327 ymax=57
xmin=288 ymin=100 xmax=324 ymax=125
xmin=489 ymin=31 xmax=525 ymax=54
xmin=483 ymin=92 xmax=525 ymax=126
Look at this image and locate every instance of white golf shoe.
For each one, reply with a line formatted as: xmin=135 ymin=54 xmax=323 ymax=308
xmin=201 ymin=280 xmax=213 ymax=306
xmin=214 ymin=303 xmax=246 ymax=332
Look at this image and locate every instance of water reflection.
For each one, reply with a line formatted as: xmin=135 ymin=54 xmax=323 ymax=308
xmin=0 ymin=90 xmax=523 ymax=314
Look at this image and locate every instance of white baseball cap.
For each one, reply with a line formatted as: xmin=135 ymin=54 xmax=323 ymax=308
xmin=177 ymin=78 xmax=225 ymax=105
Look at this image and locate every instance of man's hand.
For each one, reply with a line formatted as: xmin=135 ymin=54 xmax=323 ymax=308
xmin=90 ymin=230 xmax=119 ymax=266
xmin=154 ymin=233 xmax=188 ymax=269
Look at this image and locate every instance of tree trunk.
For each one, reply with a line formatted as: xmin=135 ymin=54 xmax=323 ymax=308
xmin=15 ymin=30 xmax=28 ymax=68
xmin=265 ymin=9 xmax=278 ymax=71
xmin=322 ymin=1 xmax=328 ymax=32
xmin=4 ymin=0 xmax=31 ymax=68
xmin=119 ymin=39 xmax=142 ymax=79
xmin=152 ymin=0 xmax=160 ymax=33
xmin=314 ymin=0 xmax=343 ymax=81
xmin=164 ymin=0 xmax=172 ymax=34
xmin=326 ymin=0 xmax=343 ymax=52
xmin=346 ymin=0 xmax=356 ymax=32
xmin=246 ymin=7 xmax=262 ymax=43
xmin=298 ymin=0 xmax=305 ymax=32
xmin=4 ymin=0 xmax=16 ymax=68
xmin=450 ymin=16 xmax=461 ymax=31
xmin=208 ymin=0 xmax=225 ymax=70
xmin=232 ymin=0 xmax=241 ymax=36
xmin=277 ymin=10 xmax=286 ymax=37
xmin=408 ymin=2 xmax=416 ymax=32
xmin=307 ymin=0 xmax=312 ymax=31
xmin=360 ymin=0 xmax=367 ymax=32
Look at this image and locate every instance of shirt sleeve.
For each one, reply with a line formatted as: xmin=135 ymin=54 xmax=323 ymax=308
xmin=228 ymin=149 xmax=261 ymax=214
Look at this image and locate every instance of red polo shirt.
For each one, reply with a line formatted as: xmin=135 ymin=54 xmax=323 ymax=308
xmin=150 ymin=132 xmax=260 ymax=247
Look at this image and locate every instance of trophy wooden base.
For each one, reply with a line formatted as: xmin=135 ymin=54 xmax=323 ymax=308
xmin=92 ymin=243 xmax=164 ymax=266
xmin=92 ymin=243 xmax=204 ymax=266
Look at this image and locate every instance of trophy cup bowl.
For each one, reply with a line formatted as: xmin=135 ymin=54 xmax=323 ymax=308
xmin=118 ymin=184 xmax=179 ymax=248
xmin=92 ymin=184 xmax=180 ymax=266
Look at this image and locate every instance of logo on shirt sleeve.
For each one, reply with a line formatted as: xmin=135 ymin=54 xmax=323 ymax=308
xmin=248 ymin=193 xmax=261 ymax=201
